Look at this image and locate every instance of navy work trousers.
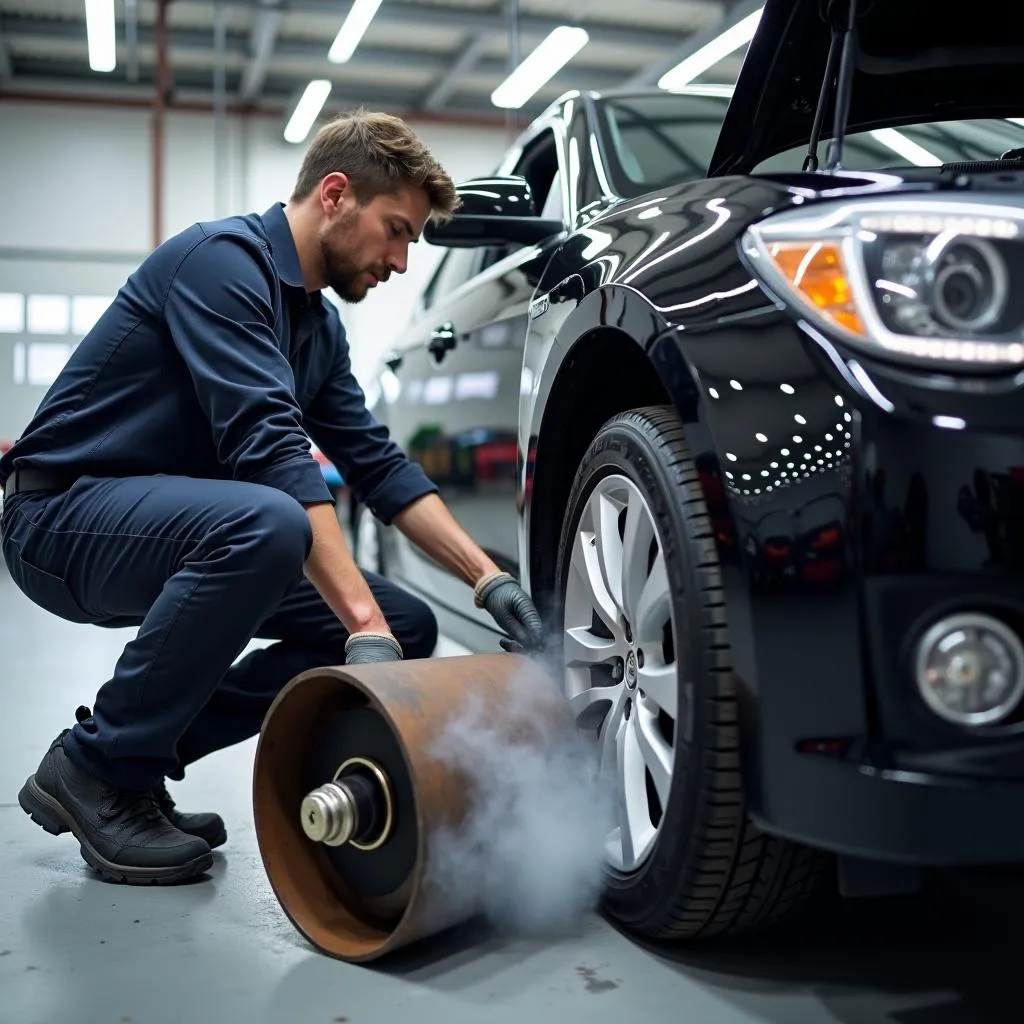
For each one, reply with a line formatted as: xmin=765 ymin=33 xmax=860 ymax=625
xmin=0 ymin=475 xmax=438 ymax=790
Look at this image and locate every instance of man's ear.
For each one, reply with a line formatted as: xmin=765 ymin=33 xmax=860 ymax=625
xmin=319 ymin=172 xmax=350 ymax=215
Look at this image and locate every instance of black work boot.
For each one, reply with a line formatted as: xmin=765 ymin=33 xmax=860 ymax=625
xmin=18 ymin=730 xmax=213 ymax=885
xmin=153 ymin=781 xmax=227 ymax=849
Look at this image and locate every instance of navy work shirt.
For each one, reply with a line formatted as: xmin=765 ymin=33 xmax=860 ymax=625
xmin=0 ymin=203 xmax=437 ymax=522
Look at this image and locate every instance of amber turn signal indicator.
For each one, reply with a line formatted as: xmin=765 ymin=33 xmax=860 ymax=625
xmin=766 ymin=241 xmax=866 ymax=337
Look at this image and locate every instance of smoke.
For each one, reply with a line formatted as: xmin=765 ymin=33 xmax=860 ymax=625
xmin=422 ymin=654 xmax=615 ymax=938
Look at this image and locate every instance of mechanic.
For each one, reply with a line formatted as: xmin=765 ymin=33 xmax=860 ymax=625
xmin=0 ymin=108 xmax=544 ymax=886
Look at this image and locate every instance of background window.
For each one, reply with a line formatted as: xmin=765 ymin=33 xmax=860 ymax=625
xmin=26 ymin=295 xmax=71 ymax=335
xmin=13 ymin=341 xmax=73 ymax=386
xmin=71 ymin=295 xmax=113 ymax=335
xmin=0 ymin=293 xmax=25 ymax=333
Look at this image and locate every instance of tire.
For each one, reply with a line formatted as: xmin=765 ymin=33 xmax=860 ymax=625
xmin=553 ymin=405 xmax=826 ymax=940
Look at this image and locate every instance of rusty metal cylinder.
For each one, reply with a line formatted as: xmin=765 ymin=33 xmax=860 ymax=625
xmin=252 ymin=652 xmax=575 ymax=963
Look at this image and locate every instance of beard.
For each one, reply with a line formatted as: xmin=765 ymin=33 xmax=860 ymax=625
xmin=317 ymin=209 xmax=385 ymax=304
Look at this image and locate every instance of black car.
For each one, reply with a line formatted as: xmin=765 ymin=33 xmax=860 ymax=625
xmin=354 ymin=0 xmax=1024 ymax=941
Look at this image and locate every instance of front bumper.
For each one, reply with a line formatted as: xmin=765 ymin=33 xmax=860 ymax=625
xmin=749 ymin=742 xmax=1024 ymax=865
xmin=676 ymin=309 xmax=1024 ymax=865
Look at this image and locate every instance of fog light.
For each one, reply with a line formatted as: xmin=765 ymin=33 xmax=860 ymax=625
xmin=914 ymin=613 xmax=1024 ymax=726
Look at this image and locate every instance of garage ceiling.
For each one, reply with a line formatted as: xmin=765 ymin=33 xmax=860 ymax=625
xmin=0 ymin=0 xmax=749 ymax=126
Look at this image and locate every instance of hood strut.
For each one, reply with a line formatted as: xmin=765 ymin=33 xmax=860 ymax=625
xmin=802 ymin=0 xmax=860 ymax=172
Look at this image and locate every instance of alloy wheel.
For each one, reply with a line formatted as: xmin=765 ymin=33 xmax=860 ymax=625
xmin=562 ymin=473 xmax=681 ymax=873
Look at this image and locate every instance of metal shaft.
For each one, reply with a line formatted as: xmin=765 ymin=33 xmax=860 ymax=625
xmin=301 ymin=781 xmax=359 ymax=847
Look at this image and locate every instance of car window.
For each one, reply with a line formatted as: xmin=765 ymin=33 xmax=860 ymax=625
xmin=517 ymin=126 xmax=561 ymax=215
xmin=593 ymin=91 xmax=1024 ymax=188
xmin=595 ymin=92 xmax=731 ymax=197
xmin=422 ymin=247 xmax=479 ymax=309
xmin=478 ymin=128 xmax=563 ymax=273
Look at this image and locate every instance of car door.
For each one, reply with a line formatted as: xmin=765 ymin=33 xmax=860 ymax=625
xmin=382 ymin=120 xmax=570 ymax=648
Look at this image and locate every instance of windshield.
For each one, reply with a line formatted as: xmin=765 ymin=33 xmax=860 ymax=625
xmin=596 ymin=92 xmax=1024 ymax=197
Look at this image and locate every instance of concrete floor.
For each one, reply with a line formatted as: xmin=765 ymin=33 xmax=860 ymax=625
xmin=1 ymin=562 xmax=1022 ymax=1024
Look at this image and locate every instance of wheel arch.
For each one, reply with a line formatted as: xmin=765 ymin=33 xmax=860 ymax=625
xmin=525 ymin=319 xmax=699 ymax=611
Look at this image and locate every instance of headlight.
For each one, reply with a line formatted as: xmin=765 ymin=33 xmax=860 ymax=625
xmin=742 ymin=196 xmax=1024 ymax=369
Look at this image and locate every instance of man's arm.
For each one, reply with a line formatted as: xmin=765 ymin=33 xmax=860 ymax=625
xmin=391 ymin=493 xmax=544 ymax=650
xmin=307 ymin=317 xmax=543 ymax=649
xmin=303 ymin=320 xmax=439 ymax=526
xmin=391 ymin=492 xmax=500 ymax=586
xmin=304 ymin=502 xmax=392 ymax=635
xmin=163 ymin=233 xmax=396 ymax=646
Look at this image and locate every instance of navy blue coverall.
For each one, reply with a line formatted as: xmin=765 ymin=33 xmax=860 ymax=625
xmin=0 ymin=203 xmax=439 ymax=791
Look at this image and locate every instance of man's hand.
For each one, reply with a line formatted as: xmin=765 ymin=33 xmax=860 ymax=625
xmin=474 ymin=572 xmax=545 ymax=651
xmin=391 ymin=494 xmax=546 ymax=650
xmin=345 ymin=631 xmax=403 ymax=665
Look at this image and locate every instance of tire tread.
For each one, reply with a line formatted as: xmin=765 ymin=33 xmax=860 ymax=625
xmin=598 ymin=405 xmax=825 ymax=941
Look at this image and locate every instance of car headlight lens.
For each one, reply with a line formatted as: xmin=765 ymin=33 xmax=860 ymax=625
xmin=743 ymin=197 xmax=1024 ymax=369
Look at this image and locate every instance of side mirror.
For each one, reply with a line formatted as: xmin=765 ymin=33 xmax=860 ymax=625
xmin=424 ymin=175 xmax=564 ymax=249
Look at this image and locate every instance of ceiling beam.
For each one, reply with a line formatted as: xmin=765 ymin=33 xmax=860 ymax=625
xmin=37 ymin=0 xmax=695 ymax=54
xmin=0 ymin=15 xmax=11 ymax=80
xmin=239 ymin=1 xmax=283 ymax=101
xmin=421 ymin=34 xmax=489 ymax=111
xmin=622 ymin=0 xmax=762 ymax=87
xmin=2 ymin=17 xmax=628 ymax=94
xmin=0 ymin=77 xmax=525 ymax=129
xmin=124 ymin=0 xmax=139 ymax=81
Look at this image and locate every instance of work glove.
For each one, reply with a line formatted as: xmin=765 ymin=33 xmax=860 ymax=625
xmin=474 ymin=571 xmax=545 ymax=652
xmin=345 ymin=631 xmax=403 ymax=665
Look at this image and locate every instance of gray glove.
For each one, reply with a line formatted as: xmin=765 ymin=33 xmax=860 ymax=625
xmin=474 ymin=572 xmax=545 ymax=651
xmin=345 ymin=631 xmax=403 ymax=665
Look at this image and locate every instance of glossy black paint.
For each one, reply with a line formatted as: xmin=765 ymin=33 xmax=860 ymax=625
xmin=368 ymin=86 xmax=1024 ymax=866
xmin=423 ymin=175 xmax=565 ymax=249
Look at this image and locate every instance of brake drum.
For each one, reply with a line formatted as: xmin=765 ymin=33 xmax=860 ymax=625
xmin=252 ymin=652 xmax=574 ymax=963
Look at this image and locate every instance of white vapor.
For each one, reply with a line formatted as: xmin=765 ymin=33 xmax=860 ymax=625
xmin=422 ymin=657 xmax=614 ymax=937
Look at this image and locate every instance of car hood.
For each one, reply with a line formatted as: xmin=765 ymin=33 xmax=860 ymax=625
xmin=709 ymin=0 xmax=1024 ymax=176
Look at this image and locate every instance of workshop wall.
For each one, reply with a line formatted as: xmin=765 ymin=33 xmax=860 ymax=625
xmin=0 ymin=100 xmax=512 ymax=443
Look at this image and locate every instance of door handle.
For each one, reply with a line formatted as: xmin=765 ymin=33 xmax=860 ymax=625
xmin=428 ymin=321 xmax=457 ymax=361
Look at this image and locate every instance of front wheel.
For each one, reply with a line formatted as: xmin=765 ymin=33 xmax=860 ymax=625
xmin=553 ymin=405 xmax=825 ymax=940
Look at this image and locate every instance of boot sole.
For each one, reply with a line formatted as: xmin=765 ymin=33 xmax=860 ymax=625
xmin=18 ymin=775 xmax=214 ymax=885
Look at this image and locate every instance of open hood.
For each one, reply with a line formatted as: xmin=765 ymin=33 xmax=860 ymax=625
xmin=709 ymin=0 xmax=1024 ymax=176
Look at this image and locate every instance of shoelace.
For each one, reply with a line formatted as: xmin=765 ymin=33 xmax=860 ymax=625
xmin=75 ymin=705 xmax=171 ymax=827
xmin=152 ymin=781 xmax=177 ymax=817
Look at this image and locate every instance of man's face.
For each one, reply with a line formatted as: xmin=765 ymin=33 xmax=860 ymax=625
xmin=318 ymin=179 xmax=432 ymax=303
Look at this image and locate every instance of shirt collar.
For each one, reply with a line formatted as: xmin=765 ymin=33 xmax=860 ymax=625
xmin=260 ymin=202 xmax=306 ymax=290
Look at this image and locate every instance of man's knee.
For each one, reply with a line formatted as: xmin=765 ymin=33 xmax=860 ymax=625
xmin=396 ymin=591 xmax=438 ymax=660
xmin=233 ymin=488 xmax=312 ymax=578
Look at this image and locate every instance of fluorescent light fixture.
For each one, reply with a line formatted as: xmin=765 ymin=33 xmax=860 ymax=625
xmin=658 ymin=7 xmax=763 ymax=91
xmin=869 ymin=128 xmax=941 ymax=166
xmin=328 ymin=0 xmax=383 ymax=63
xmin=84 ymin=0 xmax=117 ymax=73
xmin=491 ymin=26 xmax=589 ymax=110
xmin=675 ymin=83 xmax=735 ymax=97
xmin=284 ymin=80 xmax=332 ymax=144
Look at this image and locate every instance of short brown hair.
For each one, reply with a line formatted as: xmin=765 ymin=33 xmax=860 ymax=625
xmin=291 ymin=108 xmax=461 ymax=223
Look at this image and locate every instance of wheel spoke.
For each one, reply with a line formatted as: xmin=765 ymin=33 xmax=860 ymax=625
xmin=620 ymin=491 xmax=655 ymax=625
xmin=564 ymin=626 xmax=621 ymax=666
xmin=570 ymin=527 xmax=620 ymax=635
xmin=594 ymin=492 xmax=625 ymax=612
xmin=635 ymin=707 xmax=673 ymax=810
xmin=614 ymin=712 xmax=657 ymax=868
xmin=637 ymin=659 xmax=677 ymax=717
xmin=634 ymin=551 xmax=670 ymax=643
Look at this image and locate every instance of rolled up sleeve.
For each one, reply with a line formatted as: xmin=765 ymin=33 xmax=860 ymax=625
xmin=163 ymin=231 xmax=334 ymax=506
xmin=305 ymin=320 xmax=437 ymax=524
